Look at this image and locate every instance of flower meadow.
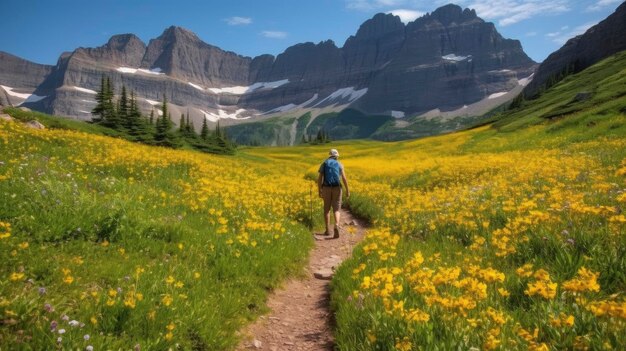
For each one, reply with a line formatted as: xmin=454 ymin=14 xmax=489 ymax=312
xmin=322 ymin=124 xmax=626 ymax=350
xmin=0 ymin=118 xmax=316 ymax=349
xmin=1 ymin=105 xmax=625 ymax=350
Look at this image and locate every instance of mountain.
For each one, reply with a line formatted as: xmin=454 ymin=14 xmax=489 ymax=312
xmin=0 ymin=4 xmax=536 ymax=143
xmin=523 ymin=1 xmax=626 ymax=98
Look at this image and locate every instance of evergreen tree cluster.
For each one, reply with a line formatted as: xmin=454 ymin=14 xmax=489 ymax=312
xmin=91 ymin=75 xmax=235 ymax=154
xmin=301 ymin=129 xmax=331 ymax=144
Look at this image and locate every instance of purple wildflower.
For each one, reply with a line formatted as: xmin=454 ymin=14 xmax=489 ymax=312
xmin=44 ymin=303 xmax=54 ymax=312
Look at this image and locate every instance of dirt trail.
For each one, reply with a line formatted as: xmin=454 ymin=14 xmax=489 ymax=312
xmin=237 ymin=209 xmax=366 ymax=351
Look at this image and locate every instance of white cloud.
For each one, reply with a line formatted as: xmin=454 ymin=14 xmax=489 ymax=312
xmin=261 ymin=30 xmax=288 ymax=39
xmin=387 ymin=9 xmax=425 ymax=23
xmin=225 ymin=16 xmax=252 ymax=25
xmin=587 ymin=0 xmax=622 ymax=12
xmin=545 ymin=22 xmax=596 ymax=45
xmin=525 ymin=31 xmax=538 ymax=37
xmin=465 ymin=0 xmax=570 ymax=26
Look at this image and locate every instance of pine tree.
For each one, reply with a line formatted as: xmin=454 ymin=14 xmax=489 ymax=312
xmin=316 ymin=129 xmax=323 ymax=143
xmin=91 ymin=75 xmax=106 ymax=122
xmin=119 ymin=85 xmax=129 ymax=130
xmin=178 ymin=113 xmax=186 ymax=134
xmin=185 ymin=112 xmax=193 ymax=134
xmin=102 ymin=77 xmax=120 ymax=129
xmin=154 ymin=95 xmax=170 ymax=144
xmin=188 ymin=120 xmax=195 ymax=136
xmin=200 ymin=117 xmax=209 ymax=140
xmin=126 ymin=91 xmax=150 ymax=141
xmin=149 ymin=110 xmax=154 ymax=125
xmin=153 ymin=93 xmax=181 ymax=149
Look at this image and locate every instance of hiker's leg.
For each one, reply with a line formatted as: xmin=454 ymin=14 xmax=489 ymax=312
xmin=333 ymin=187 xmax=342 ymax=228
xmin=322 ymin=187 xmax=332 ymax=234
xmin=324 ymin=209 xmax=331 ymax=234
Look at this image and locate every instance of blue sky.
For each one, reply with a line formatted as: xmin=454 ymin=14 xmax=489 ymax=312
xmin=0 ymin=0 xmax=622 ymax=65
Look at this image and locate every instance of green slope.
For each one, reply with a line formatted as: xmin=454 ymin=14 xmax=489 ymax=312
xmin=494 ymin=50 xmax=626 ymax=132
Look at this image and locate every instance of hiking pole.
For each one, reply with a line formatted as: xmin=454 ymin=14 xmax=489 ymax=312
xmin=309 ymin=182 xmax=313 ymax=230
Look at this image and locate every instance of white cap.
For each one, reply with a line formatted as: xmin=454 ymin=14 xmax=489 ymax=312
xmin=329 ymin=149 xmax=339 ymax=157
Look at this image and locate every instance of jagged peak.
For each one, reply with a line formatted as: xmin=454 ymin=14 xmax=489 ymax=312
xmin=354 ymin=12 xmax=404 ymax=39
xmin=415 ymin=4 xmax=481 ymax=26
xmin=159 ymin=25 xmax=200 ymax=41
xmin=105 ymin=34 xmax=146 ymax=50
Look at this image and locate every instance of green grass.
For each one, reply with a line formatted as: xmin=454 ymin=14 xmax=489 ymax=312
xmin=0 ymin=116 xmax=316 ymax=349
xmin=3 ymin=107 xmax=124 ymax=137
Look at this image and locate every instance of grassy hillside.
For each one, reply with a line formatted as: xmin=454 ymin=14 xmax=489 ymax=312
xmin=0 ymin=114 xmax=317 ymax=349
xmin=494 ymin=50 xmax=626 ymax=132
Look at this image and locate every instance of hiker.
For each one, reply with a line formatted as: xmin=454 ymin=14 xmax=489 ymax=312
xmin=318 ymin=148 xmax=350 ymax=238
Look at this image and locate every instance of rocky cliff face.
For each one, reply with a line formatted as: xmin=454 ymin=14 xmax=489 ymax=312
xmin=0 ymin=4 xmax=537 ymax=126
xmin=141 ymin=26 xmax=251 ymax=86
xmin=524 ymin=2 xmax=626 ymax=98
xmin=357 ymin=5 xmax=535 ymax=114
xmin=0 ymin=51 xmax=53 ymax=90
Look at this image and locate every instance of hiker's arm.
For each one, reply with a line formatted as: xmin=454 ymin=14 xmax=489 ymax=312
xmin=341 ymin=169 xmax=350 ymax=198
xmin=317 ymin=172 xmax=324 ymax=198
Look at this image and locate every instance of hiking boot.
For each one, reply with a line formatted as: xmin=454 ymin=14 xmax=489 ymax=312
xmin=333 ymin=226 xmax=340 ymax=239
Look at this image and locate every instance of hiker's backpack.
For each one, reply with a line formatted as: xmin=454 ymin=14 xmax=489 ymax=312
xmin=323 ymin=158 xmax=341 ymax=186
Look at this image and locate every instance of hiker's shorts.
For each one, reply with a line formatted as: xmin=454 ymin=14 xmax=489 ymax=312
xmin=322 ymin=186 xmax=342 ymax=213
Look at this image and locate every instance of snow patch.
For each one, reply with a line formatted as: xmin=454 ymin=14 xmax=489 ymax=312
xmin=313 ymin=87 xmax=368 ymax=107
xmin=0 ymin=85 xmax=46 ymax=104
xmin=442 ymin=54 xmax=471 ymax=62
xmin=145 ymin=99 xmax=160 ymax=106
xmin=265 ymin=93 xmax=320 ymax=114
xmin=488 ymin=92 xmax=508 ymax=99
xmin=81 ymin=99 xmax=96 ymax=103
xmin=267 ymin=103 xmax=297 ymax=113
xmin=79 ymin=110 xmax=92 ymax=114
xmin=391 ymin=110 xmax=405 ymax=118
xmin=117 ymin=67 xmax=164 ymax=75
xmin=209 ymin=79 xmax=289 ymax=95
xmin=116 ymin=67 xmax=137 ymax=74
xmin=188 ymin=82 xmax=204 ymax=91
xmin=518 ymin=73 xmax=534 ymax=86
xmin=201 ymin=109 xmax=250 ymax=122
xmin=72 ymin=86 xmax=97 ymax=94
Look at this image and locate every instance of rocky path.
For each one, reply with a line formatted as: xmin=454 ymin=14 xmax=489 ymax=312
xmin=237 ymin=209 xmax=365 ymax=351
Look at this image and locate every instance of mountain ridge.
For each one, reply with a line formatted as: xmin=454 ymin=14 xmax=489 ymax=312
xmin=0 ymin=4 xmax=536 ymax=138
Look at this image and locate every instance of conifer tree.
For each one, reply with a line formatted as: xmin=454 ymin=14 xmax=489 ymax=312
xmin=91 ymin=75 xmax=106 ymax=122
xmin=102 ymin=77 xmax=120 ymax=129
xmin=127 ymin=91 xmax=150 ymax=141
xmin=178 ymin=113 xmax=186 ymax=134
xmin=200 ymin=117 xmax=209 ymax=140
xmin=119 ymin=85 xmax=129 ymax=129
xmin=154 ymin=95 xmax=170 ymax=144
